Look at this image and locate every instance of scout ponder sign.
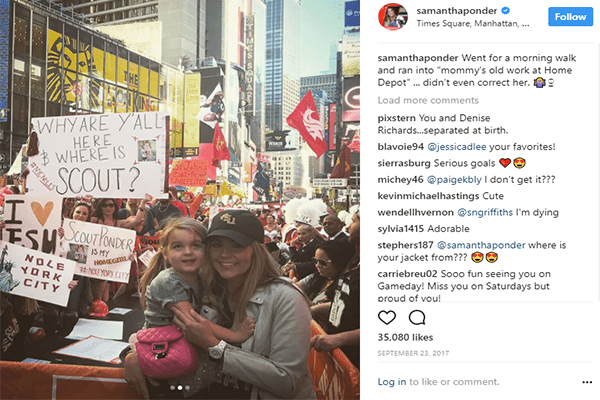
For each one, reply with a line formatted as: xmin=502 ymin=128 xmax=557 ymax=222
xmin=62 ymin=219 xmax=136 ymax=283
xmin=28 ymin=112 xmax=168 ymax=198
xmin=0 ymin=241 xmax=76 ymax=307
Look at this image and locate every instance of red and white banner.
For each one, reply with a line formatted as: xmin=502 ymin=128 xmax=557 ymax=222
xmin=286 ymin=91 xmax=327 ymax=158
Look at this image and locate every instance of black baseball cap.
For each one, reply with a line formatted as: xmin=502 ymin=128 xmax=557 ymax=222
xmin=207 ymin=209 xmax=264 ymax=246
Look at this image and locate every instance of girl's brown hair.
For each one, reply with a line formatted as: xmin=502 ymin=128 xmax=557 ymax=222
xmin=138 ymin=218 xmax=208 ymax=308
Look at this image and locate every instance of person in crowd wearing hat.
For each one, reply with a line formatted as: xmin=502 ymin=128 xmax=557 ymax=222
xmin=281 ymin=223 xmax=324 ymax=280
xmin=280 ymin=198 xmax=304 ymax=246
xmin=144 ymin=188 xmax=182 ymax=235
xmin=168 ymin=186 xmax=190 ymax=217
xmin=322 ymin=215 xmax=349 ymax=242
xmin=311 ymin=206 xmax=360 ymax=369
xmin=125 ymin=209 xmax=315 ymax=400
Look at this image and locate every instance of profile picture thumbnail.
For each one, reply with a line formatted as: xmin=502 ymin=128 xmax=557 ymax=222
xmin=138 ymin=139 xmax=157 ymax=162
xmin=67 ymin=244 xmax=89 ymax=264
xmin=379 ymin=3 xmax=408 ymax=30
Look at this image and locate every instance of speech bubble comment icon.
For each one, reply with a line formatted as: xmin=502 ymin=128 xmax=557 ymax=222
xmin=378 ymin=310 xmax=396 ymax=325
xmin=409 ymin=310 xmax=426 ymax=325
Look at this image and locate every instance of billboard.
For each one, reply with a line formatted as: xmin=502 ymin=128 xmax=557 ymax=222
xmin=0 ymin=0 xmax=8 ymax=122
xmin=46 ymin=29 xmax=160 ymax=114
xmin=265 ymin=130 xmax=298 ymax=152
xmin=344 ymin=1 xmax=360 ymax=27
xmin=342 ymin=76 xmax=360 ymax=122
xmin=199 ymin=73 xmax=225 ymax=143
xmin=245 ymin=14 xmax=256 ymax=117
xmin=183 ymin=73 xmax=201 ymax=156
xmin=341 ymin=38 xmax=360 ymax=76
xmin=329 ymin=103 xmax=337 ymax=150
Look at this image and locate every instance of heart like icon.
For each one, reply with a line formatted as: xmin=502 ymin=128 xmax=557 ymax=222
xmin=31 ymin=202 xmax=54 ymax=226
xmin=378 ymin=310 xmax=396 ymax=325
xmin=499 ymin=158 xmax=511 ymax=168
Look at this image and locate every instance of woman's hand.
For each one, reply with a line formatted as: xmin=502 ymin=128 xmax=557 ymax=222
xmin=124 ymin=352 xmax=159 ymax=400
xmin=58 ymin=226 xmax=65 ymax=239
xmin=67 ymin=280 xmax=78 ymax=290
xmin=173 ymin=308 xmax=220 ymax=349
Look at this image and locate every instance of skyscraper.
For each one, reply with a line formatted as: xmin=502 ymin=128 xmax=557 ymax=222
xmin=53 ymin=0 xmax=205 ymax=67
xmin=264 ymin=0 xmax=300 ymax=131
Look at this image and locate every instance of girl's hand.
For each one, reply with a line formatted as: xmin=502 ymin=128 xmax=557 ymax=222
xmin=58 ymin=227 xmax=65 ymax=239
xmin=67 ymin=280 xmax=78 ymax=290
xmin=79 ymin=194 xmax=94 ymax=204
xmin=234 ymin=316 xmax=256 ymax=343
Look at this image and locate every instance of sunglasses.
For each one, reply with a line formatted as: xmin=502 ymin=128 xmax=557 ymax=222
xmin=312 ymin=257 xmax=331 ymax=266
xmin=102 ymin=203 xmax=116 ymax=208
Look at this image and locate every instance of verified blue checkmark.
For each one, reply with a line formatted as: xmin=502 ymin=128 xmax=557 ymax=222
xmin=501 ymin=7 xmax=510 ymax=15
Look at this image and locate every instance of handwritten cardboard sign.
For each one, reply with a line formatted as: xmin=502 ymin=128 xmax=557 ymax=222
xmin=169 ymin=159 xmax=209 ymax=187
xmin=28 ymin=112 xmax=168 ymax=198
xmin=0 ymin=240 xmax=76 ymax=307
xmin=0 ymin=195 xmax=62 ymax=255
xmin=62 ymin=219 xmax=136 ymax=283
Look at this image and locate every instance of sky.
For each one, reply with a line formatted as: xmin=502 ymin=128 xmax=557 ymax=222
xmin=299 ymin=0 xmax=346 ymax=76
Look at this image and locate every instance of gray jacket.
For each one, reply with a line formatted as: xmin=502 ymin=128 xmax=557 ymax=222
xmin=201 ymin=278 xmax=316 ymax=400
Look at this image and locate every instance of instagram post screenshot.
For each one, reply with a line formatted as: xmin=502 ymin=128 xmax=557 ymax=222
xmin=362 ymin=1 xmax=599 ymax=399
xmin=0 ymin=0 xmax=597 ymax=400
xmin=3 ymin=0 xmax=363 ymax=399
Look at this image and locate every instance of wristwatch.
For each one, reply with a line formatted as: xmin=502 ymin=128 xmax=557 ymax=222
xmin=208 ymin=340 xmax=227 ymax=360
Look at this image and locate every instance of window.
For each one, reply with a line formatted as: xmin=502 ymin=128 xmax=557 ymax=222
xmin=14 ymin=15 xmax=29 ymax=56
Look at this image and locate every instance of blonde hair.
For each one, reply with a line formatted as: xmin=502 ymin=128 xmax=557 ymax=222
xmin=126 ymin=198 xmax=140 ymax=216
xmin=202 ymin=241 xmax=281 ymax=324
xmin=139 ymin=218 xmax=208 ymax=308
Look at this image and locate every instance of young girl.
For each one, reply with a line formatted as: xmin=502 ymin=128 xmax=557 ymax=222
xmin=139 ymin=217 xmax=255 ymax=338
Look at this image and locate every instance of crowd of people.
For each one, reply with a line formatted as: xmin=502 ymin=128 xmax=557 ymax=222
xmin=0 ymin=175 xmax=360 ymax=399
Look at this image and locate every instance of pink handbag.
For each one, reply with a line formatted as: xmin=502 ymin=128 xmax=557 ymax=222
xmin=135 ymin=325 xmax=199 ymax=379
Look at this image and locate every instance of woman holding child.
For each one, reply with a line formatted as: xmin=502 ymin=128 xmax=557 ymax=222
xmin=124 ymin=210 xmax=315 ymax=399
